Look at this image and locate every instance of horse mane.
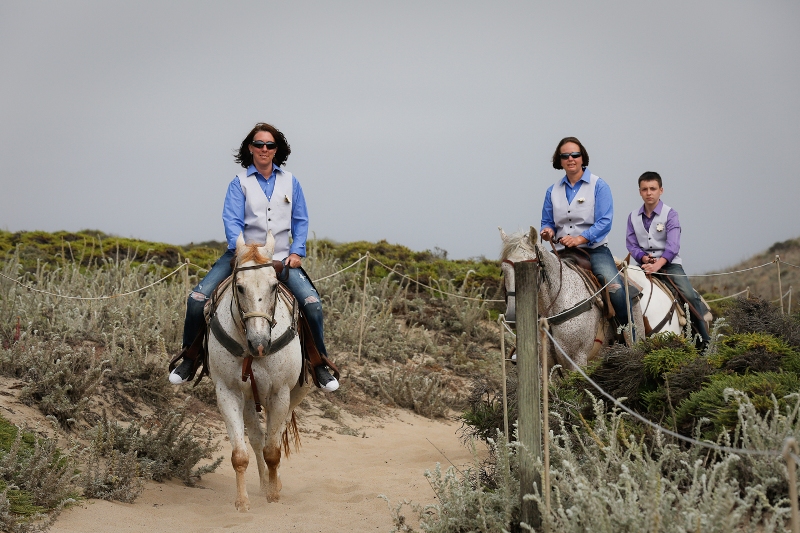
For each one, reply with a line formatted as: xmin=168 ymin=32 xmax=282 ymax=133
xmin=500 ymin=231 xmax=535 ymax=261
xmin=238 ymin=243 xmax=271 ymax=265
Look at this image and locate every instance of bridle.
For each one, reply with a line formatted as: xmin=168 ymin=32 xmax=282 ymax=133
xmin=231 ymin=261 xmax=280 ymax=333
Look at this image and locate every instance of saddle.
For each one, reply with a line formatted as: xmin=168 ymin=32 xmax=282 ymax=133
xmin=168 ymin=270 xmax=340 ymax=389
xmin=556 ymin=248 xmax=615 ymax=322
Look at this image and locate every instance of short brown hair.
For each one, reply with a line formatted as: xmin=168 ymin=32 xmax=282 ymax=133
xmin=551 ymin=136 xmax=589 ymax=170
xmin=638 ymin=171 xmax=662 ymax=187
xmin=234 ymin=123 xmax=292 ymax=168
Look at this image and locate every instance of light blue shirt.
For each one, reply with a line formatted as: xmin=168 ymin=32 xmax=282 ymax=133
xmin=222 ymin=164 xmax=309 ymax=256
xmin=540 ymin=168 xmax=614 ymax=246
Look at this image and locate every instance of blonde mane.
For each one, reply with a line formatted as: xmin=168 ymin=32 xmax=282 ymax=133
xmin=238 ymin=243 xmax=271 ymax=265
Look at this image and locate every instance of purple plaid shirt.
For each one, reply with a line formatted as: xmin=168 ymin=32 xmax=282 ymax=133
xmin=626 ymin=200 xmax=681 ymax=264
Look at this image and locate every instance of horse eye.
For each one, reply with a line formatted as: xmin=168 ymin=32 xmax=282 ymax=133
xmin=237 ymin=285 xmax=245 ymax=294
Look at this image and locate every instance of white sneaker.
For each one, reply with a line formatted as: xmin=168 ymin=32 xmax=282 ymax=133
xmin=315 ymin=366 xmax=339 ymax=392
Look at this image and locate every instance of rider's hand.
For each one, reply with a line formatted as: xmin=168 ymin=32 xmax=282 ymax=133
xmin=642 ymin=257 xmax=666 ymax=274
xmin=540 ymin=228 xmax=555 ymax=241
xmin=559 ymin=235 xmax=588 ymax=248
xmin=286 ymin=254 xmax=303 ymax=268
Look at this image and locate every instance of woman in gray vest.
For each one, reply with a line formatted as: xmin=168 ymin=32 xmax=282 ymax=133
xmin=626 ymin=171 xmax=710 ymax=346
xmin=540 ymin=136 xmax=638 ymax=332
xmin=169 ymin=123 xmax=339 ymax=392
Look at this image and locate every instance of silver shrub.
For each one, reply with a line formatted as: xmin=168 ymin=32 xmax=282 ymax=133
xmin=389 ymin=392 xmax=800 ymax=532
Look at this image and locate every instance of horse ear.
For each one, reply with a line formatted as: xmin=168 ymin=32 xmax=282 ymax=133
xmin=262 ymin=231 xmax=276 ymax=258
xmin=529 ymin=226 xmax=539 ymax=244
xmin=236 ymin=233 xmax=245 ymax=251
xmin=498 ymin=227 xmax=508 ymax=242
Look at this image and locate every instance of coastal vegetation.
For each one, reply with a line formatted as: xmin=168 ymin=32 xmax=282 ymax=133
xmin=0 ymin=229 xmax=799 ymax=531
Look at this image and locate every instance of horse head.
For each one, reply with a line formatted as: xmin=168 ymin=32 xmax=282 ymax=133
xmin=234 ymin=232 xmax=280 ymax=357
xmin=499 ymin=227 xmax=539 ymax=322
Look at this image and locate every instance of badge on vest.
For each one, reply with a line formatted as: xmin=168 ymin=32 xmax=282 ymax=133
xmin=577 ymin=197 xmax=585 ymax=203
xmin=284 ymin=195 xmax=291 ymax=204
xmin=656 ymin=223 xmax=665 ymax=232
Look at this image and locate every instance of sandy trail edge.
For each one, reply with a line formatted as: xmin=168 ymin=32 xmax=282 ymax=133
xmin=49 ymin=409 xmax=474 ymax=533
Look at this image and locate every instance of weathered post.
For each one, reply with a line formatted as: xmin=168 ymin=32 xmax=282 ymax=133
xmin=782 ymin=437 xmax=800 ymax=533
xmin=499 ymin=316 xmax=509 ymax=439
xmin=515 ymin=260 xmax=542 ymax=529
xmin=777 ymin=255 xmax=784 ymax=315
xmin=357 ymin=252 xmax=370 ymax=360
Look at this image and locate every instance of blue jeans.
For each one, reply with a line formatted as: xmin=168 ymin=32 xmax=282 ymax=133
xmin=182 ymin=251 xmax=328 ymax=356
xmin=653 ymin=263 xmax=710 ymax=342
xmin=585 ymin=245 xmax=639 ymax=326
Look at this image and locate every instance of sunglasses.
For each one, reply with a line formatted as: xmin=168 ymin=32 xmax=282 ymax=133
xmin=251 ymin=141 xmax=277 ymax=150
xmin=559 ymin=152 xmax=582 ymax=160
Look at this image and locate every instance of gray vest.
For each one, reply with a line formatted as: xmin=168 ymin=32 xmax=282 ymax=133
xmin=238 ymin=169 xmax=293 ymax=260
xmin=551 ymin=173 xmax=607 ymax=250
xmin=630 ymin=203 xmax=682 ymax=265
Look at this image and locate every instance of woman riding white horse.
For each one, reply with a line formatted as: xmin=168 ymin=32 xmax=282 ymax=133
xmin=169 ymin=122 xmax=338 ymax=392
xmin=500 ymin=227 xmax=645 ymax=369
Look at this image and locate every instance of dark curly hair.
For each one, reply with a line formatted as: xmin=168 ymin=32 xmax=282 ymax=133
xmin=551 ymin=136 xmax=589 ymax=170
xmin=234 ymin=123 xmax=291 ymax=168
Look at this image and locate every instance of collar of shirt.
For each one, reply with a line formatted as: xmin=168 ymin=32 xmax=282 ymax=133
xmin=559 ymin=167 xmax=591 ymax=189
xmin=637 ymin=199 xmax=664 ymax=219
xmin=247 ymin=163 xmax=282 ymax=180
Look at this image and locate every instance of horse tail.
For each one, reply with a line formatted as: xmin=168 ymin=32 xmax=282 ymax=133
xmin=281 ymin=410 xmax=302 ymax=458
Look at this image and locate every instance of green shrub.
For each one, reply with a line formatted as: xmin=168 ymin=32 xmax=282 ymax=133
xmin=675 ymin=372 xmax=800 ymax=435
xmin=85 ymin=406 xmax=222 ymax=486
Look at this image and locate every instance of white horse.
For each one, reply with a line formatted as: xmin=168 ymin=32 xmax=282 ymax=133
xmin=622 ymin=260 xmax=713 ymax=338
xmin=499 ymin=227 xmax=645 ymax=369
xmin=620 ymin=262 xmax=683 ymax=336
xmin=208 ymin=232 xmax=311 ymax=510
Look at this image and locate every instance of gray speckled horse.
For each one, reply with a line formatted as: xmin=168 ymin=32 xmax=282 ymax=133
xmin=208 ymin=232 xmax=311 ymax=510
xmin=499 ymin=227 xmax=644 ymax=369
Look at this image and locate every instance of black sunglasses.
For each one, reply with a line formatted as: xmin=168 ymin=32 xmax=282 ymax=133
xmin=251 ymin=140 xmax=277 ymax=150
xmin=559 ymin=152 xmax=582 ymax=160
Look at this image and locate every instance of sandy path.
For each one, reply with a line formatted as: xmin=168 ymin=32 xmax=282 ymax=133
xmin=49 ymin=409 xmax=472 ymax=533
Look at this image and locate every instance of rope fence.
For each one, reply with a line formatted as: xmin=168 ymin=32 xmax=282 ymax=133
xmin=0 ymin=251 xmax=797 ymax=309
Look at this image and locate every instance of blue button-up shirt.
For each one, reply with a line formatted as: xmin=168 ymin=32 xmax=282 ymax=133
xmin=540 ymin=168 xmax=614 ymax=246
xmin=222 ymin=164 xmax=309 ymax=256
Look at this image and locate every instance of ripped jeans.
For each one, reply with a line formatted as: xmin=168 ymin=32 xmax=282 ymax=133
xmin=181 ymin=250 xmax=328 ymax=356
xmin=585 ymin=244 xmax=639 ymax=327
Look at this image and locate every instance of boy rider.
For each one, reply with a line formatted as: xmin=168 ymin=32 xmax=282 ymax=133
xmin=626 ymin=171 xmax=711 ymax=347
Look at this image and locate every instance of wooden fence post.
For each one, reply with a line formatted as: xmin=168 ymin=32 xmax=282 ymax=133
xmin=183 ymin=258 xmax=190 ymax=295
xmin=783 ymin=437 xmax=800 ymax=533
xmin=499 ymin=316 xmax=509 ymax=439
xmin=515 ymin=260 xmax=541 ymax=529
xmin=357 ymin=252 xmax=370 ymax=360
xmin=777 ymin=256 xmax=784 ymax=315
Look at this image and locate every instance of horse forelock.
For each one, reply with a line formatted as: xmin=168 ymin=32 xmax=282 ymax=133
xmin=500 ymin=232 xmax=536 ymax=262
xmin=237 ymin=243 xmax=271 ymax=265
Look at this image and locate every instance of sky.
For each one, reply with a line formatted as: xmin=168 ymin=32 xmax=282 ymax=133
xmin=1 ymin=1 xmax=798 ymax=273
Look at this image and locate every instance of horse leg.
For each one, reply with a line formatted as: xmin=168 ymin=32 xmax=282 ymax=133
xmin=263 ymin=388 xmax=292 ymax=502
xmin=242 ymin=399 xmax=269 ymax=494
xmin=216 ymin=383 xmax=251 ymax=511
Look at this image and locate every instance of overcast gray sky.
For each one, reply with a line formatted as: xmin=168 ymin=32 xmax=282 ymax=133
xmin=1 ymin=1 xmax=798 ymax=272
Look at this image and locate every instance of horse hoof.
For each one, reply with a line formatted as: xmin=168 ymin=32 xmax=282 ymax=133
xmin=235 ymin=499 xmax=250 ymax=512
xmin=267 ymin=492 xmax=280 ymax=503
